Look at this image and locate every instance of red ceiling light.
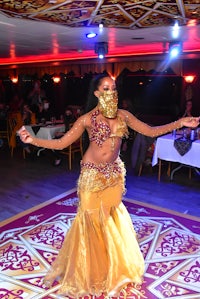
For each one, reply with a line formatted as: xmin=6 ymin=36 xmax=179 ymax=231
xmin=184 ymin=75 xmax=195 ymax=83
xmin=53 ymin=76 xmax=60 ymax=83
xmin=11 ymin=77 xmax=18 ymax=83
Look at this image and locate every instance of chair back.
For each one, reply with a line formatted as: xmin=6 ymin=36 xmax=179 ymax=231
xmin=131 ymin=132 xmax=155 ymax=176
xmin=7 ymin=112 xmax=24 ymax=157
xmin=31 ymin=113 xmax=36 ymax=124
xmin=61 ymin=125 xmax=83 ymax=170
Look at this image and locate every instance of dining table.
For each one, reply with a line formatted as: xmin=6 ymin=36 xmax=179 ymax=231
xmin=25 ymin=122 xmax=65 ymax=156
xmin=152 ymin=133 xmax=200 ymax=181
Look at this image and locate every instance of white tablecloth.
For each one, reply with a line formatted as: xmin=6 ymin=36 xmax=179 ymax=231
xmin=152 ymin=133 xmax=200 ymax=168
xmin=25 ymin=124 xmax=65 ymax=140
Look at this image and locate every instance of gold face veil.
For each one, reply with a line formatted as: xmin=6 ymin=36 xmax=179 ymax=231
xmin=98 ymin=90 xmax=118 ymax=118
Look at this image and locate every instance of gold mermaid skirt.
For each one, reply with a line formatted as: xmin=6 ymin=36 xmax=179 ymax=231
xmin=44 ymin=158 xmax=144 ymax=298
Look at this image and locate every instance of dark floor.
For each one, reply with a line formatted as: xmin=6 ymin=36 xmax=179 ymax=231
xmin=0 ymin=142 xmax=200 ymax=224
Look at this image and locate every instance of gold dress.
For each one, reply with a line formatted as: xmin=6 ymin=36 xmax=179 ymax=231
xmin=30 ymin=109 xmax=183 ymax=298
xmin=44 ymin=158 xmax=144 ymax=298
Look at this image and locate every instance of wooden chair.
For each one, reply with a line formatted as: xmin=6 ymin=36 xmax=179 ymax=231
xmin=138 ymin=142 xmax=155 ymax=176
xmin=61 ymin=135 xmax=83 ymax=170
xmin=8 ymin=112 xmax=36 ymax=158
xmin=0 ymin=118 xmax=10 ymax=145
xmin=8 ymin=113 xmax=26 ymax=158
xmin=131 ymin=133 xmax=155 ymax=176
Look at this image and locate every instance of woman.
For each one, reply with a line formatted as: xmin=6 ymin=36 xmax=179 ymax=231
xmin=182 ymin=99 xmax=193 ymax=117
xmin=18 ymin=74 xmax=199 ymax=298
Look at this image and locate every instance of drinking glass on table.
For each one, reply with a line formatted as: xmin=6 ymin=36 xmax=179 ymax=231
xmin=51 ymin=116 xmax=56 ymax=125
xmin=182 ymin=128 xmax=187 ymax=140
xmin=41 ymin=118 xmax=46 ymax=125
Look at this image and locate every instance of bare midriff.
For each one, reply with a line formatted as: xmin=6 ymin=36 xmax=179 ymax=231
xmin=83 ymin=137 xmax=122 ymax=164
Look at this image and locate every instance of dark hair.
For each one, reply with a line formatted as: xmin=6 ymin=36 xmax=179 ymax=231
xmin=84 ymin=73 xmax=110 ymax=113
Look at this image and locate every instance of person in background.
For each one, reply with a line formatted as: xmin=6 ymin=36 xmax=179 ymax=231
xmin=52 ymin=107 xmax=76 ymax=166
xmin=18 ymin=74 xmax=199 ymax=298
xmin=16 ymin=103 xmax=35 ymax=156
xmin=63 ymin=107 xmax=76 ymax=131
xmin=131 ymin=132 xmax=155 ymax=175
xmin=36 ymin=98 xmax=54 ymax=123
xmin=21 ymin=103 xmax=33 ymax=125
xmin=182 ymin=99 xmax=193 ymax=117
xmin=28 ymin=79 xmax=46 ymax=113
xmin=75 ymin=107 xmax=84 ymax=118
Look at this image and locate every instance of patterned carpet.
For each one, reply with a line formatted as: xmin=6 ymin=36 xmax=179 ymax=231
xmin=0 ymin=188 xmax=200 ymax=299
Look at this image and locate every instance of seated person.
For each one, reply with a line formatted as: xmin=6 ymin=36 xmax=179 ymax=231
xmin=21 ymin=103 xmax=33 ymax=125
xmin=64 ymin=107 xmax=76 ymax=131
xmin=131 ymin=132 xmax=155 ymax=175
xmin=52 ymin=107 xmax=76 ymax=166
xmin=28 ymin=79 xmax=46 ymax=113
xmin=17 ymin=103 xmax=34 ymax=156
xmin=181 ymin=99 xmax=194 ymax=117
xmin=36 ymin=98 xmax=55 ymax=123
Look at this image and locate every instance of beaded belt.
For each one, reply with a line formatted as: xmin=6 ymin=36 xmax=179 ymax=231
xmin=78 ymin=158 xmax=126 ymax=193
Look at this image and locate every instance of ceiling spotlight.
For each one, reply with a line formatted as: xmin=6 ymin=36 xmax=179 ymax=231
xmin=172 ymin=21 xmax=180 ymax=39
xmin=99 ymin=20 xmax=104 ymax=32
xmin=95 ymin=42 xmax=108 ymax=59
xmin=86 ymin=33 xmax=97 ymax=39
xmin=168 ymin=41 xmax=182 ymax=58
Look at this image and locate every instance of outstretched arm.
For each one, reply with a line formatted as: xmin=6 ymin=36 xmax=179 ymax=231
xmin=122 ymin=110 xmax=200 ymax=137
xmin=19 ymin=115 xmax=86 ymax=150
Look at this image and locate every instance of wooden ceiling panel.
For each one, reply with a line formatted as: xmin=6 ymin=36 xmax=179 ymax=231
xmin=0 ymin=0 xmax=199 ymax=64
xmin=0 ymin=0 xmax=199 ymax=28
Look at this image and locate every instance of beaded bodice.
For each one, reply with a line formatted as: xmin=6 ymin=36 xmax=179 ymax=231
xmin=89 ymin=109 xmax=128 ymax=147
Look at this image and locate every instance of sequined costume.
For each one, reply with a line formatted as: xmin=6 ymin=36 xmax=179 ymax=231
xmin=29 ymin=108 xmax=184 ymax=298
xmin=44 ymin=158 xmax=144 ymax=298
xmin=89 ymin=109 xmax=129 ymax=148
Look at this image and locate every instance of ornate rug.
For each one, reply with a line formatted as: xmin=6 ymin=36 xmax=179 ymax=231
xmin=0 ymin=188 xmax=200 ymax=299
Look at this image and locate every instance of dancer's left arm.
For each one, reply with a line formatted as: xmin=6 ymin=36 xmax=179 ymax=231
xmin=121 ymin=110 xmax=199 ymax=138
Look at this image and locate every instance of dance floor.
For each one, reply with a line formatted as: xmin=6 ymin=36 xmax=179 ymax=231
xmin=0 ymin=188 xmax=200 ymax=299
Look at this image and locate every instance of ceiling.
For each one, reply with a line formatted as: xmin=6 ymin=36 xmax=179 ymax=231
xmin=0 ymin=0 xmax=200 ymax=65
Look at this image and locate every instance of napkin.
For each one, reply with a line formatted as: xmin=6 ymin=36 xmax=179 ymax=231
xmin=32 ymin=125 xmax=41 ymax=135
xmin=174 ymin=137 xmax=193 ymax=156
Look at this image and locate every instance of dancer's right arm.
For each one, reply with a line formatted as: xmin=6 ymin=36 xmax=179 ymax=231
xmin=19 ymin=115 xmax=86 ymax=150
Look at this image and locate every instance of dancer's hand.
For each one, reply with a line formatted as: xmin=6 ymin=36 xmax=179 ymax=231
xmin=18 ymin=126 xmax=33 ymax=144
xmin=181 ymin=117 xmax=200 ymax=128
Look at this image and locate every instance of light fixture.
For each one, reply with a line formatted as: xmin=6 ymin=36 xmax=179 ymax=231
xmin=11 ymin=77 xmax=18 ymax=83
xmin=184 ymin=75 xmax=195 ymax=83
xmin=98 ymin=20 xmax=104 ymax=33
xmin=53 ymin=75 xmax=60 ymax=83
xmin=168 ymin=41 xmax=182 ymax=58
xmin=172 ymin=21 xmax=180 ymax=39
xmin=86 ymin=33 xmax=97 ymax=39
xmin=95 ymin=42 xmax=108 ymax=59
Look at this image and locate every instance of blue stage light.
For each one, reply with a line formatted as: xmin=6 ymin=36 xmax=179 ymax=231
xmin=95 ymin=42 xmax=108 ymax=59
xmin=169 ymin=41 xmax=182 ymax=58
xmin=86 ymin=33 xmax=97 ymax=39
